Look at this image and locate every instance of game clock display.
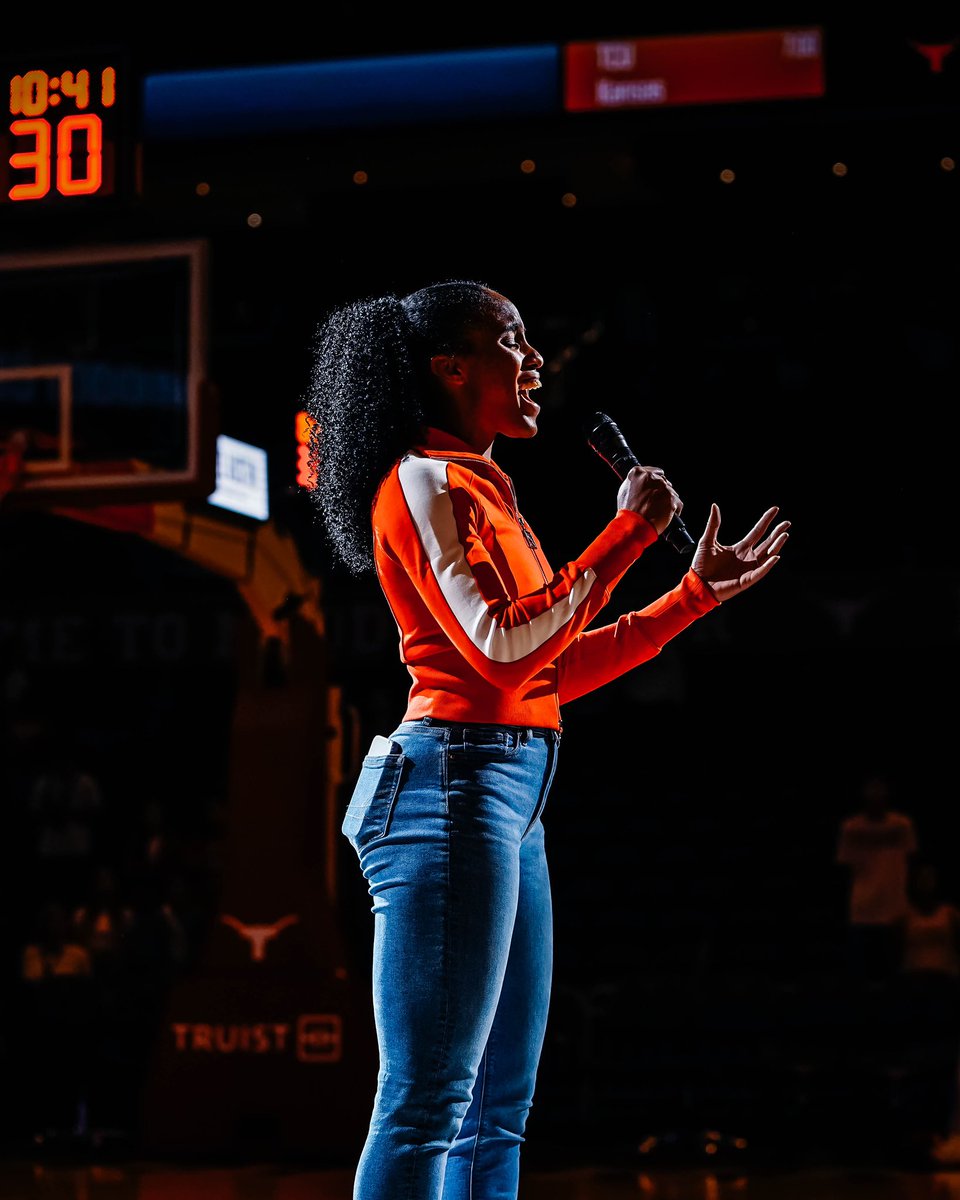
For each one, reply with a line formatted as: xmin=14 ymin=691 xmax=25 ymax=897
xmin=1 ymin=59 xmax=127 ymax=203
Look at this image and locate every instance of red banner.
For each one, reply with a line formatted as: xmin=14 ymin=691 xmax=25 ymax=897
xmin=565 ymin=27 xmax=825 ymax=112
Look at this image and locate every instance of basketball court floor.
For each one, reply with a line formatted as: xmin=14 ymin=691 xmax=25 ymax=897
xmin=6 ymin=1161 xmax=960 ymax=1199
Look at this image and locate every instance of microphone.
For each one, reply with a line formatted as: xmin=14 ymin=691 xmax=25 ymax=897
xmin=584 ymin=411 xmax=695 ymax=554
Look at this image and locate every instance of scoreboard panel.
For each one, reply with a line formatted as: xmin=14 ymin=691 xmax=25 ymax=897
xmin=1 ymin=54 xmax=133 ymax=205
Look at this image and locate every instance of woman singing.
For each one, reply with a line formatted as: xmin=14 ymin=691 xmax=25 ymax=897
xmin=307 ymin=279 xmax=788 ymax=1200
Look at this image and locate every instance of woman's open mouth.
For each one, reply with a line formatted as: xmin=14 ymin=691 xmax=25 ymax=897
xmin=518 ymin=386 xmax=540 ymax=420
xmin=518 ymin=376 xmax=542 ymax=408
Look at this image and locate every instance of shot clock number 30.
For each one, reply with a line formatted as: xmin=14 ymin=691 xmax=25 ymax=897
xmin=2 ymin=60 xmax=127 ymax=203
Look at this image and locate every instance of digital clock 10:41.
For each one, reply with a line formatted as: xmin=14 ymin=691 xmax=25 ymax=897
xmin=3 ymin=64 xmax=119 ymax=202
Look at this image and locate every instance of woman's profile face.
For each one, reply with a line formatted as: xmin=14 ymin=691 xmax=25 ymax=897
xmin=432 ymin=290 xmax=544 ymax=449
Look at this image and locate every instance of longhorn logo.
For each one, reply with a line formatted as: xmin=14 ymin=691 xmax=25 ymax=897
xmin=907 ymin=39 xmax=958 ymax=73
xmin=220 ymin=913 xmax=300 ymax=962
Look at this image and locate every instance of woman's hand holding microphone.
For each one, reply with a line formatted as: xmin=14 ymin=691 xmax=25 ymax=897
xmin=617 ymin=464 xmax=790 ymax=601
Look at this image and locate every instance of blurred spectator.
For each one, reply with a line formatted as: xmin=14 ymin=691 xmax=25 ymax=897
xmin=893 ymin=863 xmax=960 ymax=1146
xmin=121 ymin=874 xmax=188 ymax=993
xmin=29 ymin=741 xmax=103 ymax=823
xmin=70 ymin=864 xmax=134 ymax=985
xmin=27 ymin=739 xmax=104 ymax=908
xmin=172 ymin=793 xmax=228 ymax=901
xmin=835 ymin=773 xmax=918 ymax=982
xmin=898 ymin=863 xmax=960 ymax=978
xmin=18 ymin=899 xmax=97 ymax=1137
xmin=120 ymin=798 xmax=174 ymax=896
xmin=142 ymin=799 xmax=169 ymax=871
xmin=161 ymin=872 xmax=211 ymax=972
xmin=21 ymin=899 xmax=92 ymax=983
xmin=100 ymin=873 xmax=189 ymax=1133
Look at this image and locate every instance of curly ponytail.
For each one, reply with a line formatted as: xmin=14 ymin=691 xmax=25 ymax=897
xmin=305 ymin=279 xmax=497 ymax=575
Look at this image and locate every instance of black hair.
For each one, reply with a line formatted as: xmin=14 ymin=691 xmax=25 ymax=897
xmin=305 ymin=279 xmax=501 ymax=575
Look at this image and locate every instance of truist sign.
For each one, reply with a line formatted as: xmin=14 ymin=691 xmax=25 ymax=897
xmin=171 ymin=1013 xmax=342 ymax=1062
xmin=140 ymin=926 xmax=368 ymax=1155
xmin=162 ymin=913 xmax=344 ymax=1064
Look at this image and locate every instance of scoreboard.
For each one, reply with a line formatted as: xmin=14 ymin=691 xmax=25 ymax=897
xmin=1 ymin=55 xmax=133 ymax=204
xmin=1 ymin=28 xmax=951 ymax=210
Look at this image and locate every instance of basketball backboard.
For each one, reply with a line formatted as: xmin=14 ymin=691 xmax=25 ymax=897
xmin=0 ymin=238 xmax=216 ymax=507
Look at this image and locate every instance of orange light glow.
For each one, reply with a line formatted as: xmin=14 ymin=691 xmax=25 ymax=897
xmin=295 ymin=411 xmax=317 ymax=442
xmin=10 ymin=70 xmax=48 ymax=117
xmin=8 ymin=118 xmax=51 ymax=199
xmin=296 ymin=445 xmax=314 ymax=488
xmin=60 ymin=69 xmax=90 ymax=109
xmin=56 ymin=113 xmax=102 ymax=195
xmin=296 ymin=411 xmax=318 ymax=489
xmin=8 ymin=112 xmax=104 ymax=200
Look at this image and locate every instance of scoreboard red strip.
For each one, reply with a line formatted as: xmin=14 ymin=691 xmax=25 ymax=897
xmin=565 ymin=27 xmax=826 ymax=112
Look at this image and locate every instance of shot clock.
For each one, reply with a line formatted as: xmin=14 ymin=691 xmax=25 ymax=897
xmin=1 ymin=56 xmax=134 ymax=204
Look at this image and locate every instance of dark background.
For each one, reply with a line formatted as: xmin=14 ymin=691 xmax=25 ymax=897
xmin=2 ymin=9 xmax=959 ymax=1169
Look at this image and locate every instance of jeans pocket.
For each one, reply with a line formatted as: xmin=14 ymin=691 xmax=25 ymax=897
xmin=341 ymin=752 xmax=406 ymax=848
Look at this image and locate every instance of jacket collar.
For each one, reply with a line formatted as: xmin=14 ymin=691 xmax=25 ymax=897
xmin=411 ymin=426 xmax=515 ymax=495
xmin=413 ymin=425 xmax=493 ymax=461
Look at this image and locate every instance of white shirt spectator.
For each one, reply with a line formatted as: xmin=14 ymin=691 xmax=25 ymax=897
xmin=836 ymin=809 xmax=918 ymax=924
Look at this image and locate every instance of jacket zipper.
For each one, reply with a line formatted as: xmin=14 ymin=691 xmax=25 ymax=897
xmin=508 ymin=480 xmax=562 ymax=736
xmin=438 ymin=451 xmax=563 ymax=739
xmin=509 ymin=480 xmax=548 ymax=585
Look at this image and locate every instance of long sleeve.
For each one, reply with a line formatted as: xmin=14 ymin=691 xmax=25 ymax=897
xmin=555 ymin=568 xmax=720 ymax=704
xmin=374 ymin=453 xmax=659 ymax=693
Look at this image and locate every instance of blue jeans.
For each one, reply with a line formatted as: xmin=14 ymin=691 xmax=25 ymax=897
xmin=341 ymin=716 xmax=561 ymax=1200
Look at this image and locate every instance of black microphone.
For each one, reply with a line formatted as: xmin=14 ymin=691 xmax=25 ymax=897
xmin=584 ymin=411 xmax=695 ymax=554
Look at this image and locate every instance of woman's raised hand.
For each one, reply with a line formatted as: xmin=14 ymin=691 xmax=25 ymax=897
xmin=690 ymin=504 xmax=789 ymax=602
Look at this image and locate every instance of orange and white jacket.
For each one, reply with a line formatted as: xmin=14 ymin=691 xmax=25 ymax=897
xmin=372 ymin=426 xmax=720 ymax=730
